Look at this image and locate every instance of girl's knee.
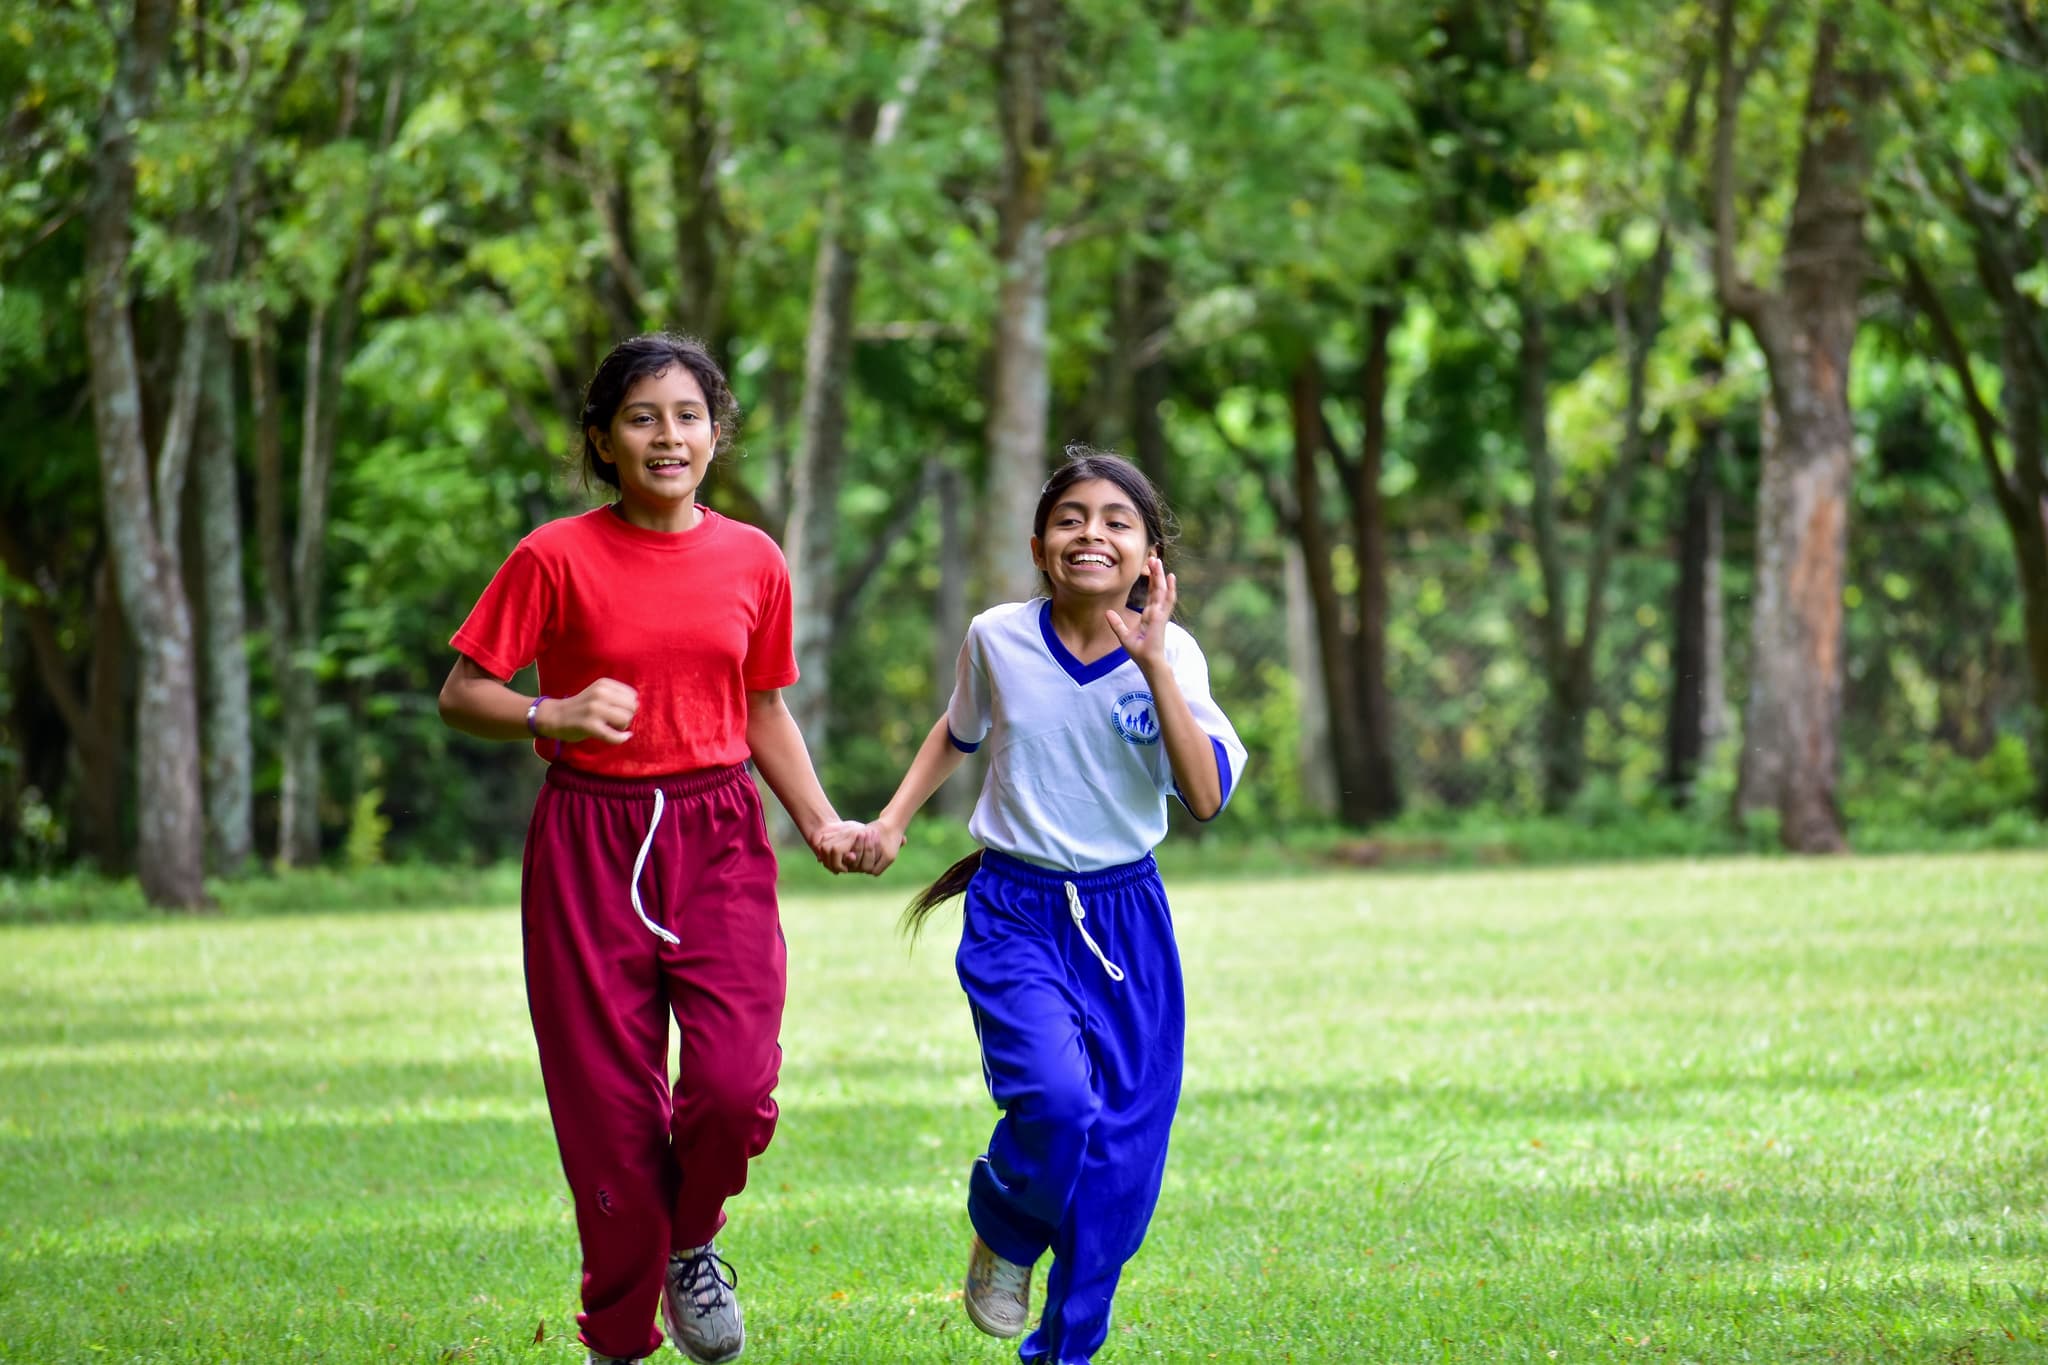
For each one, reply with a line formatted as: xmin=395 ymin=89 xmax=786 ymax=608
xmin=674 ymin=1063 xmax=777 ymax=1136
xmin=1015 ymin=1070 xmax=1100 ymax=1135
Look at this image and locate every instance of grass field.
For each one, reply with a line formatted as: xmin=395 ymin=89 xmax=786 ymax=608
xmin=1 ymin=852 xmax=2044 ymax=1363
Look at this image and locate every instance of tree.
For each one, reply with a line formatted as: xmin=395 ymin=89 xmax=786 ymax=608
xmin=1521 ymin=40 xmax=1708 ymax=810
xmin=1887 ymin=1 xmax=2048 ymax=814
xmin=253 ymin=12 xmax=410 ymax=867
xmin=982 ymin=0 xmax=1059 ymax=606
xmin=81 ymin=0 xmax=205 ymax=906
xmin=1714 ymin=1 xmax=1881 ymax=851
xmin=786 ymin=0 xmax=961 ymax=750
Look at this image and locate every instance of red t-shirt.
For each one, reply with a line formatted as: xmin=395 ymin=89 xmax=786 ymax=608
xmin=451 ymin=506 xmax=799 ymax=777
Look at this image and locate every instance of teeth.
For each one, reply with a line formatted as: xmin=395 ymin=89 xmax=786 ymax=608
xmin=1072 ymin=554 xmax=1111 ymax=566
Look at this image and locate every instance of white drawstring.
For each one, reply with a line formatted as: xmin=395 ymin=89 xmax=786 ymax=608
xmin=628 ymin=788 xmax=681 ymax=945
xmin=1064 ymin=881 xmax=1125 ymax=982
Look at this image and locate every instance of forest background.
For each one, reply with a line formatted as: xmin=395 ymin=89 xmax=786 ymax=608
xmin=6 ymin=0 xmax=2048 ymax=909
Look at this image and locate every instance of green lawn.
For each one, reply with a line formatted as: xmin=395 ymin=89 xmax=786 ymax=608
xmin=2 ymin=853 xmax=2044 ymax=1363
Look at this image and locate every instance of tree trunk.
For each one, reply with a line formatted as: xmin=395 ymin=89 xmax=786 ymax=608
xmin=1290 ymin=360 xmax=1369 ymax=823
xmin=1518 ymin=283 xmax=1586 ymax=810
xmin=1716 ymin=8 xmax=1872 ymax=852
xmin=1733 ymin=378 xmax=1854 ymax=852
xmin=82 ymin=0 xmax=206 ymax=907
xmin=1664 ymin=428 xmax=1726 ymax=801
xmin=1993 ymin=312 xmax=2048 ymax=814
xmin=81 ymin=564 xmax=130 ymax=872
xmin=1347 ymin=299 xmax=1403 ymax=821
xmin=249 ymin=321 xmax=293 ymax=864
xmin=663 ymin=50 xmax=728 ymax=348
xmin=983 ymin=0 xmax=1058 ymax=607
xmin=197 ymin=318 xmax=254 ymax=874
xmin=786 ymin=7 xmax=956 ymax=755
xmin=928 ymin=458 xmax=977 ymax=822
xmin=1129 ymin=241 xmax=1172 ymax=499
xmin=272 ymin=59 xmax=407 ymax=868
xmin=1283 ymin=535 xmax=1337 ymax=816
xmin=786 ymin=98 xmax=881 ymax=751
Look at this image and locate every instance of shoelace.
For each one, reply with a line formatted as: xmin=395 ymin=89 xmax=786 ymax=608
xmin=629 ymin=789 xmax=681 ymax=945
xmin=1063 ymin=882 xmax=1126 ymax=982
xmin=972 ymin=1244 xmax=1031 ymax=1296
xmin=672 ymin=1248 xmax=739 ymax=1318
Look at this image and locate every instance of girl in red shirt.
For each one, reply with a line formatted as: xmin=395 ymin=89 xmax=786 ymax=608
xmin=440 ymin=333 xmax=862 ymax=1365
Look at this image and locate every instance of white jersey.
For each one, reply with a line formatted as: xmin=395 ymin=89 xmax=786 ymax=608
xmin=946 ymin=598 xmax=1249 ymax=872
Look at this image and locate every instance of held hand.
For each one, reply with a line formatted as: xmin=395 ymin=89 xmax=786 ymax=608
xmin=809 ymin=819 xmax=867 ymax=875
xmin=538 ymin=678 xmax=638 ymax=745
xmin=1104 ymin=555 xmax=1175 ymax=672
xmin=853 ymin=820 xmax=906 ymax=877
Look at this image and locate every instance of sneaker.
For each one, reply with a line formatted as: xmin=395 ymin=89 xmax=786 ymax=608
xmin=662 ymin=1241 xmax=745 ymax=1364
xmin=963 ymin=1235 xmax=1033 ymax=1338
xmin=588 ymin=1355 xmax=643 ymax=1365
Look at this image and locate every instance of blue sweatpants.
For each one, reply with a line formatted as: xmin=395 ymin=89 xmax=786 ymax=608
xmin=956 ymin=849 xmax=1186 ymax=1365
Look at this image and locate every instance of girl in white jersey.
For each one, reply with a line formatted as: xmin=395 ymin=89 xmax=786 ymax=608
xmin=855 ymin=448 xmax=1247 ymax=1365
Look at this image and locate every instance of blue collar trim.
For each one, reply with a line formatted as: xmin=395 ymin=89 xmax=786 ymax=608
xmin=1038 ymin=598 xmax=1129 ymax=685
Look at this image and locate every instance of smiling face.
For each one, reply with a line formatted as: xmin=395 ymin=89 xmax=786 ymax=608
xmin=590 ymin=365 xmax=718 ymax=529
xmin=1030 ymin=478 xmax=1158 ymax=608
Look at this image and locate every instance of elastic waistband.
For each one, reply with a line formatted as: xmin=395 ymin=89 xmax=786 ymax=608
xmin=980 ymin=847 xmax=1159 ymax=892
xmin=543 ymin=762 xmax=750 ymax=801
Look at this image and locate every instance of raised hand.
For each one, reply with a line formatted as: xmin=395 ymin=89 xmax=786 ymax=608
xmin=809 ymin=819 xmax=867 ymax=874
xmin=1104 ymin=555 xmax=1175 ymax=671
xmin=538 ymin=678 xmax=639 ymax=744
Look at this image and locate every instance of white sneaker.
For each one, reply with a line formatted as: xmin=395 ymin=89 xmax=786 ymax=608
xmin=963 ymin=1235 xmax=1033 ymax=1338
xmin=662 ymin=1241 xmax=745 ymax=1363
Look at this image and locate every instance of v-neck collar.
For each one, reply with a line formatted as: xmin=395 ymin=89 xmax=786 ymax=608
xmin=1037 ymin=598 xmax=1130 ymax=685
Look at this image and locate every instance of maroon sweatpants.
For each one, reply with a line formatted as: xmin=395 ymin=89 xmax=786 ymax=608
xmin=521 ymin=762 xmax=785 ymax=1362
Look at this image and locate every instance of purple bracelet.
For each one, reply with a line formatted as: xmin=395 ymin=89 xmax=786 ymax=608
xmin=526 ymin=695 xmax=550 ymax=737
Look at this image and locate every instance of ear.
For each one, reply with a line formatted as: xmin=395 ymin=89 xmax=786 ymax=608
xmin=588 ymin=427 xmax=614 ymax=464
xmin=1029 ymin=534 xmax=1045 ymax=571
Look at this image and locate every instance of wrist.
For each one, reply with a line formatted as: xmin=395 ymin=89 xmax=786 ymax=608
xmin=526 ymin=695 xmax=551 ymax=739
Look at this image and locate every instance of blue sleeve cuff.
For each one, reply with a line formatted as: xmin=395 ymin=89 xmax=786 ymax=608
xmin=948 ymin=727 xmax=981 ymax=754
xmin=1177 ymin=736 xmax=1234 ymax=822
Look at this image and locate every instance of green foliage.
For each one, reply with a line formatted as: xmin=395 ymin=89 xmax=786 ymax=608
xmin=344 ymin=786 xmax=391 ymax=870
xmin=5 ymin=0 xmax=2043 ymax=880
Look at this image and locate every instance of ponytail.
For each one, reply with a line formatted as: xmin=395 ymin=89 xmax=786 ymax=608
xmin=901 ymin=849 xmax=984 ymax=940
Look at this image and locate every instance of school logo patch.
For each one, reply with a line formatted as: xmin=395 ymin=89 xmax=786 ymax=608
xmin=1112 ymin=690 xmax=1160 ymax=746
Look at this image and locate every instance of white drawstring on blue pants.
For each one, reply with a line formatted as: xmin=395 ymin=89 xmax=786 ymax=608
xmin=1063 ymin=880 xmax=1125 ymax=982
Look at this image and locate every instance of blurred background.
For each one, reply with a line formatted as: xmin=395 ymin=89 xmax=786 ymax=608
xmin=4 ymin=0 xmax=2046 ymax=908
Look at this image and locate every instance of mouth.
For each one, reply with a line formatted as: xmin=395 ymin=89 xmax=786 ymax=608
xmin=1066 ymin=552 xmax=1115 ymax=569
xmin=646 ymin=458 xmax=691 ymax=474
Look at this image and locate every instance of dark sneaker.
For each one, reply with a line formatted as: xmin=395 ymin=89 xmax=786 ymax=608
xmin=662 ymin=1241 xmax=744 ymax=1363
xmin=588 ymin=1354 xmax=643 ymax=1364
xmin=963 ymin=1235 xmax=1033 ymax=1338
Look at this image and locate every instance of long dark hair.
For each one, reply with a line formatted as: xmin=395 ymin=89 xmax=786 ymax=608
xmin=901 ymin=446 xmax=1178 ymax=937
xmin=901 ymin=850 xmax=983 ymax=938
xmin=1033 ymin=445 xmax=1176 ymax=611
xmin=577 ymin=332 xmax=739 ymax=490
